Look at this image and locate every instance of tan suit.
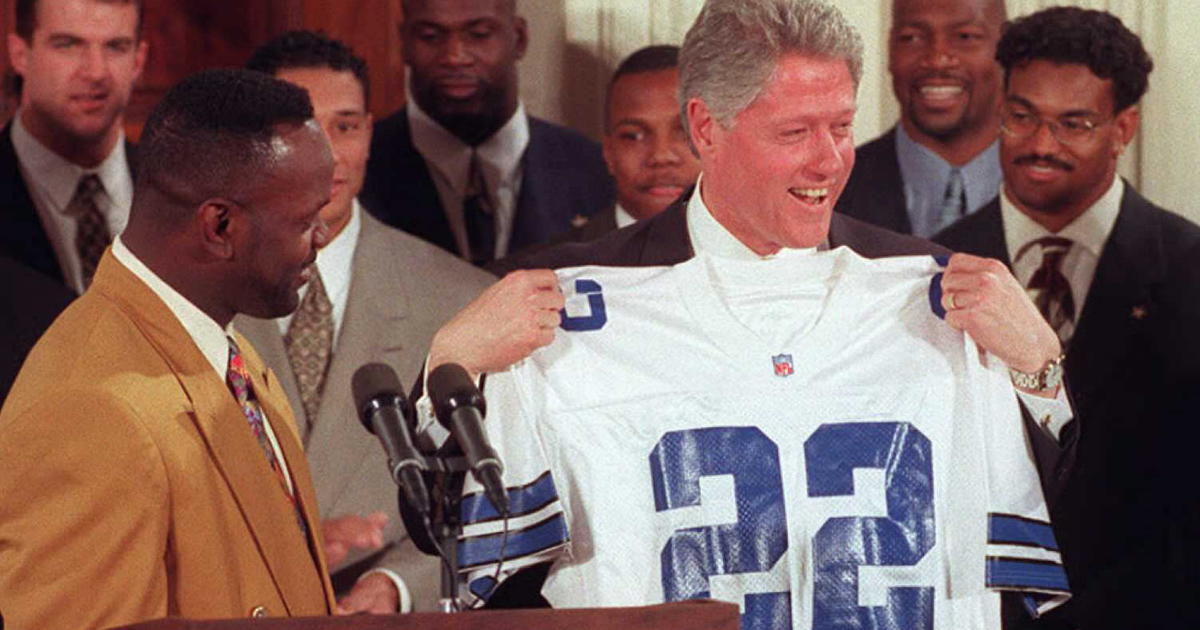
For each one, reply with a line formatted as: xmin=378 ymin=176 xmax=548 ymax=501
xmin=236 ymin=212 xmax=493 ymax=610
xmin=0 ymin=251 xmax=335 ymax=630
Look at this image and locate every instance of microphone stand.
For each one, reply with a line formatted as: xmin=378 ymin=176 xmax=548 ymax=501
xmin=400 ymin=452 xmax=470 ymax=612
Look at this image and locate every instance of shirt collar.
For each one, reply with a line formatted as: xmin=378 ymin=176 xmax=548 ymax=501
xmin=1002 ymin=176 xmax=1124 ymax=264
xmin=314 ymin=199 xmax=361 ymax=288
xmin=894 ymin=124 xmax=1002 ymax=214
xmin=11 ymin=110 xmax=132 ymax=213
xmin=614 ymin=203 xmax=637 ymax=229
xmin=687 ymin=174 xmax=819 ymax=261
xmin=407 ymin=95 xmax=530 ymax=195
xmin=111 ymin=236 xmax=233 ymax=379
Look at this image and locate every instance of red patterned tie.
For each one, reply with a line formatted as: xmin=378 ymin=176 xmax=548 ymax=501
xmin=226 ymin=337 xmax=308 ymax=535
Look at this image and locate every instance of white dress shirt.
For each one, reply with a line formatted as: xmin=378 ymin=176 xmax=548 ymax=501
xmin=275 ymin=200 xmax=362 ymax=341
xmin=12 ymin=112 xmax=134 ymax=294
xmin=614 ymin=204 xmax=637 ymax=230
xmin=111 ymin=236 xmax=296 ymax=495
xmin=1002 ymin=177 xmax=1123 ymax=318
xmin=408 ymin=96 xmax=530 ymax=260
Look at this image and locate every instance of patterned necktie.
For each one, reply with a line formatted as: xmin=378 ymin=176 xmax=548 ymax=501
xmin=937 ymin=168 xmax=966 ymax=233
xmin=463 ymin=150 xmax=496 ymax=265
xmin=68 ymin=174 xmax=109 ymax=288
xmin=227 ymin=337 xmax=308 ymax=536
xmin=283 ymin=269 xmax=334 ymax=426
xmin=1024 ymin=236 xmax=1076 ymax=345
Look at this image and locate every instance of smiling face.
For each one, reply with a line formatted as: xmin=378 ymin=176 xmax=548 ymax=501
xmin=275 ymin=66 xmax=371 ymax=241
xmin=1000 ymin=59 xmax=1138 ymax=231
xmin=8 ymin=0 xmax=146 ymax=163
xmin=689 ymin=54 xmax=857 ymax=255
xmin=888 ymin=0 xmax=1003 ymax=144
xmin=602 ymin=68 xmax=700 ymax=221
xmin=234 ymin=121 xmax=334 ymax=319
xmin=401 ymin=0 xmax=527 ymax=143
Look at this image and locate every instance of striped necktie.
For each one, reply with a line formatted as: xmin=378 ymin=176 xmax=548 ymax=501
xmin=1023 ymin=236 xmax=1076 ymax=346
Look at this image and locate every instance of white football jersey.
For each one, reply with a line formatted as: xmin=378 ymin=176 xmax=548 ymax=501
xmin=457 ymin=249 xmax=1069 ymax=630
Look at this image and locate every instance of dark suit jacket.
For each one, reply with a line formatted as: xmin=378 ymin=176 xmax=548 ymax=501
xmin=0 ymin=256 xmax=74 ymax=405
xmin=492 ymin=189 xmax=944 ymax=275
xmin=0 ymin=122 xmax=137 ymax=288
xmin=835 ymin=127 xmax=913 ymax=234
xmin=361 ymin=110 xmax=614 ymax=258
xmin=934 ymin=186 xmax=1200 ymax=629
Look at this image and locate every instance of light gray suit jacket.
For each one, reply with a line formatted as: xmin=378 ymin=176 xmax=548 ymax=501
xmin=236 ymin=211 xmax=493 ymax=611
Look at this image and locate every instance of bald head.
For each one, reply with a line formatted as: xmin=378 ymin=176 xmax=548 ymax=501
xmin=888 ymin=0 xmax=1007 ymax=158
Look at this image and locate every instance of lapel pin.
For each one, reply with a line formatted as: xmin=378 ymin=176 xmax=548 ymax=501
xmin=1131 ymin=305 xmax=1149 ymax=320
xmin=571 ymin=214 xmax=590 ymax=229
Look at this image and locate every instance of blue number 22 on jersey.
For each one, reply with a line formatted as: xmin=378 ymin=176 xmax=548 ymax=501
xmin=650 ymin=423 xmax=935 ymax=630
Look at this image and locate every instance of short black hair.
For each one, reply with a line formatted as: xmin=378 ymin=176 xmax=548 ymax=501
xmin=136 ymin=68 xmax=314 ymax=216
xmin=605 ymin=45 xmax=681 ymax=131
xmin=246 ymin=30 xmax=370 ymax=104
xmin=996 ymin=7 xmax=1153 ymax=113
xmin=15 ymin=0 xmax=144 ymax=41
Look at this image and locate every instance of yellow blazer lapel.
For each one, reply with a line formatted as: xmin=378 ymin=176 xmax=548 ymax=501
xmin=92 ymin=252 xmax=333 ymax=614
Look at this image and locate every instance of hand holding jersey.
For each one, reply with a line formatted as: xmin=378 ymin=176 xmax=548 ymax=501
xmin=457 ymin=251 xmax=1069 ymax=629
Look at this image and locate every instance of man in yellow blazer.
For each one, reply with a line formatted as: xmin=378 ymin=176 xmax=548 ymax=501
xmin=0 ymin=69 xmax=338 ymax=629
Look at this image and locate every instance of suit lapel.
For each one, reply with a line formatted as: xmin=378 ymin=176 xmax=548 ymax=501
xmin=1065 ymin=187 xmax=1163 ymax=413
xmin=930 ymin=198 xmax=1010 ymax=263
xmin=637 ymin=196 xmax=694 ymax=265
xmin=0 ymin=124 xmax=65 ymax=283
xmin=93 ymin=253 xmax=332 ymax=614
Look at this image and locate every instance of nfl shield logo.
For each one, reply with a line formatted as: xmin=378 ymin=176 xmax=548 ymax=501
xmin=772 ymin=354 xmax=794 ymax=377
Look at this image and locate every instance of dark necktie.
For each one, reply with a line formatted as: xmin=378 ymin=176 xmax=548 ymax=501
xmin=463 ymin=151 xmax=496 ymax=265
xmin=937 ymin=168 xmax=966 ymax=233
xmin=1024 ymin=236 xmax=1076 ymax=345
xmin=69 ymin=174 xmax=109 ymax=288
xmin=284 ymin=268 xmax=334 ymax=428
xmin=226 ymin=337 xmax=308 ymax=536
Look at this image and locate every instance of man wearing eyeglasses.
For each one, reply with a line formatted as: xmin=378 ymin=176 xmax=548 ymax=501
xmin=935 ymin=8 xmax=1200 ymax=629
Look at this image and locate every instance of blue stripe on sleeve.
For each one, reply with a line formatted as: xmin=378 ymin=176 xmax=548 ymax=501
xmin=469 ymin=576 xmax=498 ymax=600
xmin=929 ymin=272 xmax=947 ymax=319
xmin=988 ymin=513 xmax=1060 ymax=551
xmin=461 ymin=471 xmax=559 ymax=525
xmin=986 ymin=557 xmax=1070 ymax=593
xmin=458 ymin=513 xmax=569 ymax=570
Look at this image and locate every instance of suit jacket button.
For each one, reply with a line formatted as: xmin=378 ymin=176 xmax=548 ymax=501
xmin=250 ymin=605 xmax=269 ymax=618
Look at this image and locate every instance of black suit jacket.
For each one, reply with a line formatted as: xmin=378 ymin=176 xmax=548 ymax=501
xmin=0 ymin=121 xmax=137 ymax=288
xmin=361 ymin=110 xmax=614 ymax=258
xmin=0 ymin=256 xmax=74 ymax=405
xmin=492 ymin=189 xmax=945 ymax=275
xmin=935 ymin=186 xmax=1200 ymax=629
xmin=835 ymin=127 xmax=913 ymax=234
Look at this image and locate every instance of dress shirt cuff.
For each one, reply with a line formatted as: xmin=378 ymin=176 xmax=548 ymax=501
xmin=1014 ymin=382 xmax=1073 ymax=442
xmin=360 ymin=567 xmax=413 ymax=613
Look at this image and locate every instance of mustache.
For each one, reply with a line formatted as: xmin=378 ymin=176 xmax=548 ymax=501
xmin=1014 ymin=153 xmax=1074 ymax=172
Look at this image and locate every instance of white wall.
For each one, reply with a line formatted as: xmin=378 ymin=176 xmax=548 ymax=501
xmin=517 ymin=0 xmax=1199 ymax=223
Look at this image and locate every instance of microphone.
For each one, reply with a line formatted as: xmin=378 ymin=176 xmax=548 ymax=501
xmin=428 ymin=363 xmax=510 ymax=516
xmin=352 ymin=363 xmax=431 ymax=516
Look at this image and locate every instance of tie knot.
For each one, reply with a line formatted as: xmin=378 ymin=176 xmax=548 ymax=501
xmin=1016 ymin=235 xmax=1073 ymax=265
xmin=74 ymin=174 xmax=102 ymax=202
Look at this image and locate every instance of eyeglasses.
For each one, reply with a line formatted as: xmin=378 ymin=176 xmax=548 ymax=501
xmin=1000 ymin=109 xmax=1111 ymax=145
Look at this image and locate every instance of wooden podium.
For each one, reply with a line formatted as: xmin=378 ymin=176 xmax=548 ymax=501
xmin=109 ymin=600 xmax=739 ymax=630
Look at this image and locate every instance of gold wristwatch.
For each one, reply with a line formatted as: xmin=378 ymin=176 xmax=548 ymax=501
xmin=1009 ymin=354 xmax=1065 ymax=392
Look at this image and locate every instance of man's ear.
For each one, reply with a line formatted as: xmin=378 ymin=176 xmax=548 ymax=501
xmin=687 ymin=98 xmax=718 ymax=158
xmin=512 ymin=15 xmax=529 ymax=60
xmin=8 ymin=33 xmax=29 ymax=77
xmin=1112 ymin=104 xmax=1140 ymax=159
xmin=199 ymin=199 xmax=237 ymax=260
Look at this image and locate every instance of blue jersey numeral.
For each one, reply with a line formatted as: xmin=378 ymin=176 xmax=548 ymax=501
xmin=559 ymin=279 xmax=607 ymax=331
xmin=651 ymin=422 xmax=935 ymax=630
